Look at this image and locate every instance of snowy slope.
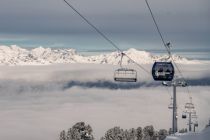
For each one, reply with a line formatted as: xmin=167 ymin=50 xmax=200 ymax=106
xmin=165 ymin=126 xmax=210 ymax=140
xmin=0 ymin=45 xmax=201 ymax=65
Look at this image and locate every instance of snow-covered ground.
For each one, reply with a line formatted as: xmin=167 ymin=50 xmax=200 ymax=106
xmin=0 ymin=62 xmax=210 ymax=140
xmin=165 ymin=126 xmax=210 ymax=140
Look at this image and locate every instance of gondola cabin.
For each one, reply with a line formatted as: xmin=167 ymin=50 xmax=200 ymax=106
xmin=194 ymin=122 xmax=198 ymax=127
xmin=182 ymin=114 xmax=187 ymax=119
xmin=152 ymin=62 xmax=174 ymax=81
xmin=114 ymin=68 xmax=137 ymax=82
xmin=182 ymin=111 xmax=188 ymax=119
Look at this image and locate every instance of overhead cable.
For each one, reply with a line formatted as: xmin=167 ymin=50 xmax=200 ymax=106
xmin=144 ymin=0 xmax=192 ymax=100
xmin=63 ymin=0 xmax=150 ymax=74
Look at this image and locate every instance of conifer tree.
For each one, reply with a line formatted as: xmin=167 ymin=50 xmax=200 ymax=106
xmin=60 ymin=130 xmax=66 ymax=140
xmin=158 ymin=129 xmax=168 ymax=140
xmin=59 ymin=122 xmax=94 ymax=140
xmin=136 ymin=127 xmax=143 ymax=140
xmin=143 ymin=125 xmax=155 ymax=140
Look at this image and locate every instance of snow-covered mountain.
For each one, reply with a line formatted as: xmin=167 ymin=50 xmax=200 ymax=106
xmin=0 ymin=45 xmax=200 ymax=65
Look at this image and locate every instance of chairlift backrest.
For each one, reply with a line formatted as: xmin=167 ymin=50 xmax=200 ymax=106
xmin=114 ymin=68 xmax=137 ymax=82
xmin=185 ymin=103 xmax=195 ymax=109
xmin=168 ymin=102 xmax=173 ymax=109
xmin=152 ymin=62 xmax=174 ymax=81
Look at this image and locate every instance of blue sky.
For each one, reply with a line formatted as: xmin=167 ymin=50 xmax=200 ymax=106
xmin=0 ymin=0 xmax=209 ymax=51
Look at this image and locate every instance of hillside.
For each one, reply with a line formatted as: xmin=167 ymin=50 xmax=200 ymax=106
xmin=165 ymin=125 xmax=210 ymax=140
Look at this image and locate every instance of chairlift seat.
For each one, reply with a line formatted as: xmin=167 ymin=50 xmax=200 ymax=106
xmin=185 ymin=103 xmax=195 ymax=109
xmin=152 ymin=62 xmax=174 ymax=81
xmin=114 ymin=68 xmax=137 ymax=82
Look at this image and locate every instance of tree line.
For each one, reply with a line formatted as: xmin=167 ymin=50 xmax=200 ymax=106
xmin=59 ymin=122 xmax=168 ymax=140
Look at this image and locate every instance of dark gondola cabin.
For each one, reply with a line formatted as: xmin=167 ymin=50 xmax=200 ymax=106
xmin=182 ymin=114 xmax=187 ymax=119
xmin=152 ymin=62 xmax=174 ymax=81
xmin=114 ymin=68 xmax=137 ymax=82
xmin=194 ymin=122 xmax=198 ymax=127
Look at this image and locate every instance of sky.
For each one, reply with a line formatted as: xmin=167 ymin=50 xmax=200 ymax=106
xmin=0 ymin=0 xmax=209 ymax=51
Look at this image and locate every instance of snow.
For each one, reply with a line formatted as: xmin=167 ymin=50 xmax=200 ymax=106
xmin=165 ymin=126 xmax=210 ymax=140
xmin=0 ymin=45 xmax=203 ymax=65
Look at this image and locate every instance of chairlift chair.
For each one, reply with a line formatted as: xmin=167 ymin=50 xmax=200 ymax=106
xmin=114 ymin=68 xmax=137 ymax=82
xmin=114 ymin=53 xmax=137 ymax=82
xmin=185 ymin=103 xmax=195 ymax=109
xmin=182 ymin=112 xmax=187 ymax=119
xmin=191 ymin=111 xmax=198 ymax=119
xmin=191 ymin=114 xmax=198 ymax=119
xmin=168 ymin=98 xmax=173 ymax=109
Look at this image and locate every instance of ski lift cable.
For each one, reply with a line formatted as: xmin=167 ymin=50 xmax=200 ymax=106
xmin=62 ymin=0 xmax=179 ymax=99
xmin=144 ymin=0 xmax=184 ymax=79
xmin=63 ymin=0 xmax=150 ymax=75
xmin=144 ymin=0 xmax=170 ymax=55
xmin=144 ymin=0 xmax=192 ymax=100
xmin=62 ymin=0 xmax=193 ymax=104
xmin=145 ymin=0 xmax=186 ymax=81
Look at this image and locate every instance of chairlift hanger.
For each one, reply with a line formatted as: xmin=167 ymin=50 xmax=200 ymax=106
xmin=168 ymin=97 xmax=173 ymax=109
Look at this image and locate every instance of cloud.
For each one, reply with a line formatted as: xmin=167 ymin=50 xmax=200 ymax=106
xmin=187 ymin=77 xmax=210 ymax=86
xmin=0 ymin=79 xmax=159 ymax=96
xmin=63 ymin=80 xmax=159 ymax=90
xmin=1 ymin=77 xmax=210 ymax=97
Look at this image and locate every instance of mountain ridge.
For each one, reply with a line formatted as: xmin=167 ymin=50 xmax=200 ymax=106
xmin=0 ymin=45 xmax=201 ymax=65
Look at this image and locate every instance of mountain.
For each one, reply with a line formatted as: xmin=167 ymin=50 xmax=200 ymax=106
xmin=0 ymin=45 xmax=200 ymax=65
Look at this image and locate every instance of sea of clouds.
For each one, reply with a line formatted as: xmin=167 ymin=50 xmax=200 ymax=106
xmin=0 ymin=63 xmax=210 ymax=140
